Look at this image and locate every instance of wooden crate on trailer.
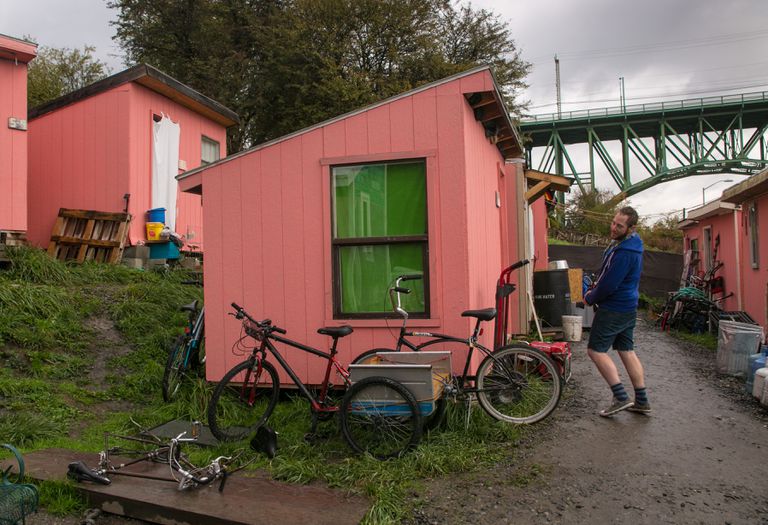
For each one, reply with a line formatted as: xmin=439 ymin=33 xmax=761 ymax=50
xmin=47 ymin=209 xmax=132 ymax=264
xmin=349 ymin=351 xmax=452 ymax=416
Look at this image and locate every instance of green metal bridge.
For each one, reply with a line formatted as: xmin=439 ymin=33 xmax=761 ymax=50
xmin=520 ymin=91 xmax=768 ymax=200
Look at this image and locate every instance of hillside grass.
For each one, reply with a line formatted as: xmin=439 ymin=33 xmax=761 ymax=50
xmin=0 ymin=246 xmax=528 ymax=524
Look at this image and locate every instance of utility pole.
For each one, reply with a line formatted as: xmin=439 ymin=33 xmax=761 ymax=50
xmin=555 ymin=54 xmax=562 ymax=119
xmin=619 ymin=76 xmax=626 ymax=112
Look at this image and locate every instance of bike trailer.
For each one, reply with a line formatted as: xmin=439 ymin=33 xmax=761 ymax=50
xmin=349 ymin=351 xmax=452 ymax=416
xmin=529 ymin=341 xmax=572 ymax=383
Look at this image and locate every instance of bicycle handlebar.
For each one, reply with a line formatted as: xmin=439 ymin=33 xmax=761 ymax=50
xmin=400 ymin=274 xmax=422 ymax=281
xmin=230 ymin=303 xmax=287 ymax=335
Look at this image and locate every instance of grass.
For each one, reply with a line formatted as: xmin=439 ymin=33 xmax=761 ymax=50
xmin=0 ymin=246 xmax=531 ymax=524
xmin=669 ymin=330 xmax=718 ymax=351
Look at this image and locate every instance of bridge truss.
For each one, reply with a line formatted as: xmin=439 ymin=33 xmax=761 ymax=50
xmin=520 ymin=91 xmax=768 ymax=200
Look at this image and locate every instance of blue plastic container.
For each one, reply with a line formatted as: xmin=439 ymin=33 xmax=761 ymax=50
xmin=149 ymin=242 xmax=180 ymax=260
xmin=147 ymin=208 xmax=166 ymax=224
xmin=745 ymin=347 xmax=768 ymax=394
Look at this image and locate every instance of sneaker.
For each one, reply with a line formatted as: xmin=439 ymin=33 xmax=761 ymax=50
xmin=599 ymin=397 xmax=633 ymax=417
xmin=628 ymin=402 xmax=652 ymax=414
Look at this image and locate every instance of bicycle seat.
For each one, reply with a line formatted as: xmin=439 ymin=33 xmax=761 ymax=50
xmin=461 ymin=308 xmax=497 ymax=321
xmin=180 ymin=300 xmax=199 ymax=313
xmin=67 ymin=461 xmax=111 ymax=485
xmin=317 ymin=325 xmax=353 ymax=338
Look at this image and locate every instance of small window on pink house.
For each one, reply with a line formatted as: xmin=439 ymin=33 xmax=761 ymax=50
xmin=331 ymin=160 xmax=429 ymax=318
xmin=201 ymin=136 xmax=220 ymax=165
xmin=748 ymin=202 xmax=759 ymax=269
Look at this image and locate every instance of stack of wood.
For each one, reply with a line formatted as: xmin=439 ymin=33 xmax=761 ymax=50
xmin=47 ymin=209 xmax=132 ymax=263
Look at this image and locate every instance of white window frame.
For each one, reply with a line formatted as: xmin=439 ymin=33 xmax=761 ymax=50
xmin=201 ymin=136 xmax=220 ymax=165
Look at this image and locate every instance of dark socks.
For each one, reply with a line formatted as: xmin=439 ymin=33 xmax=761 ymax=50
xmin=634 ymin=387 xmax=648 ymax=405
xmin=610 ymin=383 xmax=629 ymax=402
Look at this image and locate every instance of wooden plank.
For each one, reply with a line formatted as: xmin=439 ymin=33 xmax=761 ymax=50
xmin=77 ymin=219 xmax=97 ymax=263
xmin=4 ymin=448 xmax=368 ymax=525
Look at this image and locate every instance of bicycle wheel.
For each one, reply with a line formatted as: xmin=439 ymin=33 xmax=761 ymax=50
xmin=340 ymin=376 xmax=422 ymax=460
xmin=476 ymin=344 xmax=562 ymax=424
xmin=207 ymin=359 xmax=280 ymax=442
xmin=352 ymin=348 xmax=447 ymax=432
xmin=162 ymin=335 xmax=189 ymax=402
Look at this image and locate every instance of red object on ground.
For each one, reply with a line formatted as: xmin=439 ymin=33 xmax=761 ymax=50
xmin=529 ymin=340 xmax=572 ymax=380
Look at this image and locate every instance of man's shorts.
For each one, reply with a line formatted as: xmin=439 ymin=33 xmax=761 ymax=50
xmin=587 ymin=308 xmax=637 ymax=353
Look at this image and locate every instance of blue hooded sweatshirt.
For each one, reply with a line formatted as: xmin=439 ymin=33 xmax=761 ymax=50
xmin=584 ymin=232 xmax=643 ymax=312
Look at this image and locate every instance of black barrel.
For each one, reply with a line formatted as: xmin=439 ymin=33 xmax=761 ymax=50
xmin=533 ymin=270 xmax=573 ymax=328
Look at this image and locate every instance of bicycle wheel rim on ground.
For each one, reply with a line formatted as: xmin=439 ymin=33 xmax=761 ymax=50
xmin=162 ymin=336 xmax=188 ymax=402
xmin=340 ymin=376 xmax=422 ymax=460
xmin=207 ymin=359 xmax=280 ymax=442
xmin=476 ymin=344 xmax=562 ymax=424
xmin=352 ymin=348 xmax=447 ymax=432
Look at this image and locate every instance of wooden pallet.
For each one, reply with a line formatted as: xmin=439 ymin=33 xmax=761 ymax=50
xmin=47 ymin=209 xmax=132 ymax=263
xmin=0 ymin=230 xmax=27 ymax=247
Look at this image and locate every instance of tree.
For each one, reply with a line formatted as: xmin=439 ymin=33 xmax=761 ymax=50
xmin=108 ymin=0 xmax=530 ymax=152
xmin=27 ymin=43 xmax=111 ymax=108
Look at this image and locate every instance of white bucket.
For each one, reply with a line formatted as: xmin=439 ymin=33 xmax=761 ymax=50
xmin=562 ymin=315 xmax=583 ymax=342
xmin=753 ymin=368 xmax=768 ymax=399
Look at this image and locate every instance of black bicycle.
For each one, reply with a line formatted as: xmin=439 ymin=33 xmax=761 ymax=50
xmin=163 ymin=280 xmax=205 ymax=402
xmin=206 ymin=303 xmax=423 ymax=460
xmin=353 ymin=264 xmax=562 ymax=426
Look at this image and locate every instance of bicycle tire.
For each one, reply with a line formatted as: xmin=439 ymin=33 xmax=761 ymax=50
xmin=162 ymin=335 xmax=189 ymax=402
xmin=476 ymin=344 xmax=562 ymax=424
xmin=340 ymin=375 xmax=422 ymax=460
xmin=207 ymin=359 xmax=280 ymax=442
xmin=352 ymin=348 xmax=447 ymax=432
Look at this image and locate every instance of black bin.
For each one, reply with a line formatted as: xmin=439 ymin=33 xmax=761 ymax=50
xmin=533 ymin=270 xmax=574 ymax=328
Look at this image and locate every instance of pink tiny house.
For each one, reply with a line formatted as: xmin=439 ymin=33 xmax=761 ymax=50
xmin=677 ymin=199 xmax=740 ymax=313
xmin=26 ymin=64 xmax=238 ymax=250
xmin=678 ymin=169 xmax=768 ymax=333
xmin=178 ymin=66 xmax=531 ymax=384
xmin=0 ymin=34 xmax=37 ymax=234
xmin=722 ymin=169 xmax=768 ymax=331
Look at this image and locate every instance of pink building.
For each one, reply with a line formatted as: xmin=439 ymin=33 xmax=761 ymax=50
xmin=178 ymin=66 xmax=540 ymax=384
xmin=678 ymin=169 xmax=768 ymax=333
xmin=26 ymin=64 xmax=238 ymax=250
xmin=722 ymin=169 xmax=768 ymax=331
xmin=677 ymin=199 xmax=741 ymax=313
xmin=0 ymin=34 xmax=37 ymax=234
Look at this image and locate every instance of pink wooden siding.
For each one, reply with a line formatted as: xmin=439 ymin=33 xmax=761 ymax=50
xmin=198 ymin=69 xmax=525 ymax=383
xmin=27 ymin=82 xmax=227 ymax=248
xmin=0 ymin=36 xmax=36 ymax=231
xmin=739 ymin=196 xmax=768 ymax=328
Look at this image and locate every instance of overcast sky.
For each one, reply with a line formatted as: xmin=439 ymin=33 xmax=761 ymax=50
xmin=2 ymin=0 xmax=767 ymax=220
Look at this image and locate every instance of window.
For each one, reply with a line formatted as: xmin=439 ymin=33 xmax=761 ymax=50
xmin=748 ymin=202 xmax=759 ymax=269
xmin=201 ymin=136 xmax=220 ymax=165
xmin=703 ymin=227 xmax=712 ymax=270
xmin=332 ymin=160 xmax=428 ymax=317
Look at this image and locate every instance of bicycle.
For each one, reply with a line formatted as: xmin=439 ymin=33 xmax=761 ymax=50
xmin=353 ymin=266 xmax=563 ymax=426
xmin=67 ymin=422 xmax=248 ymax=492
xmin=163 ymin=280 xmax=205 ymax=402
xmin=206 ymin=303 xmax=423 ymax=460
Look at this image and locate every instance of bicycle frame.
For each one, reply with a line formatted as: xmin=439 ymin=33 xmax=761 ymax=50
xmin=183 ymin=305 xmax=205 ymax=367
xmin=243 ymin=328 xmax=350 ymax=414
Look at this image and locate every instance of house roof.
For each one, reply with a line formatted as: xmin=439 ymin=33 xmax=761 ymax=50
xmin=28 ymin=63 xmax=239 ymax=127
xmin=178 ymin=65 xmax=523 ymax=194
xmin=677 ymin=199 xmax=737 ymax=229
xmin=721 ymin=167 xmax=768 ymax=204
xmin=0 ymin=33 xmax=37 ymax=63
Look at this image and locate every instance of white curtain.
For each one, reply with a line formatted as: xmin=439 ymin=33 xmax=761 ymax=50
xmin=152 ymin=115 xmax=181 ymax=231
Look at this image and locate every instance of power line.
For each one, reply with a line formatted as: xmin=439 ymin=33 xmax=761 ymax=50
xmin=529 ymin=28 xmax=768 ymax=63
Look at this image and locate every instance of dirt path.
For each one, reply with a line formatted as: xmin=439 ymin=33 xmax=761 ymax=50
xmin=411 ymin=319 xmax=768 ymax=524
